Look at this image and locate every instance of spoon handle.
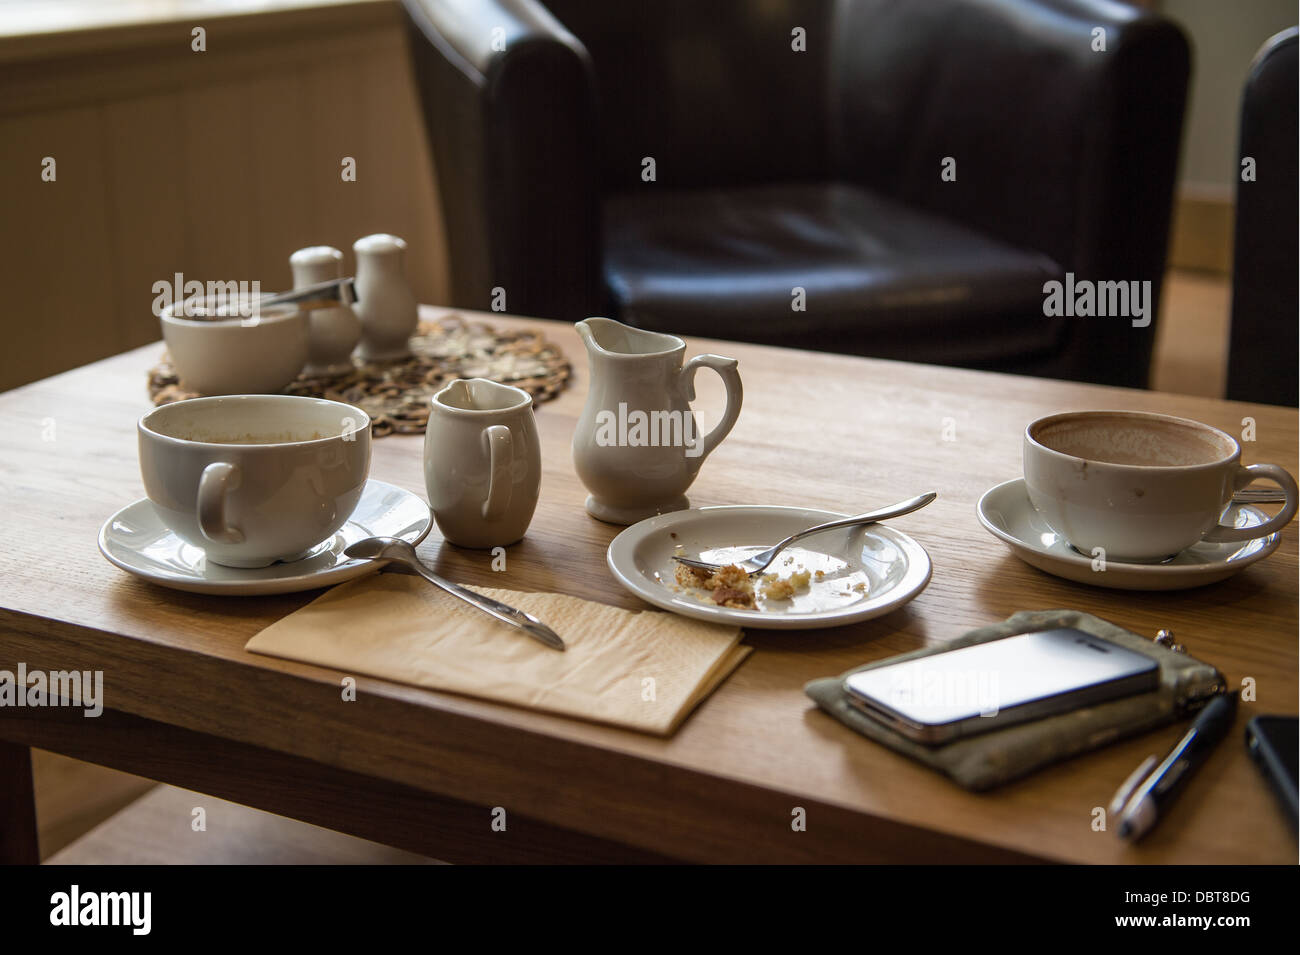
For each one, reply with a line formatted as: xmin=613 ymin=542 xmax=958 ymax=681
xmin=1233 ymin=487 xmax=1288 ymax=504
xmin=771 ymin=491 xmax=938 ymax=555
xmin=403 ymin=558 xmax=566 ymax=651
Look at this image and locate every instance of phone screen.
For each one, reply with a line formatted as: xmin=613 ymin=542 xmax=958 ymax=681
xmin=843 ymin=628 xmax=1159 ymax=739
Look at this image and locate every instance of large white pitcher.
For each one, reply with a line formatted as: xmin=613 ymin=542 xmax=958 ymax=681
xmin=573 ymin=317 xmax=743 ymax=524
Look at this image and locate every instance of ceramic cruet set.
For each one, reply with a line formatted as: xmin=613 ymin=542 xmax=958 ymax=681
xmin=103 ymin=287 xmax=1298 ymax=625
xmin=102 ymin=306 xmax=743 ymax=587
xmin=158 ymin=234 xmax=419 ymax=397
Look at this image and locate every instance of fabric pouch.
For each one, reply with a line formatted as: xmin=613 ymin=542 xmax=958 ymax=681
xmin=804 ymin=609 xmax=1225 ymax=791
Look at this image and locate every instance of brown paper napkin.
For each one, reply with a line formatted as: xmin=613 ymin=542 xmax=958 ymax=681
xmin=245 ymin=574 xmax=750 ymax=735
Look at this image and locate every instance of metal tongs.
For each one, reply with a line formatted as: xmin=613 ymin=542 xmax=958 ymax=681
xmin=255 ymin=277 xmax=359 ymax=310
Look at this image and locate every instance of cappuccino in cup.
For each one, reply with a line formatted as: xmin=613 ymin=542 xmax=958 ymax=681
xmin=1023 ymin=410 xmax=1297 ymax=562
xmin=138 ymin=395 xmax=371 ymax=568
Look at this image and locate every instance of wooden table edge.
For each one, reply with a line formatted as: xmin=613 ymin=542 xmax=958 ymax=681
xmin=1 ymin=607 xmax=1047 ymax=864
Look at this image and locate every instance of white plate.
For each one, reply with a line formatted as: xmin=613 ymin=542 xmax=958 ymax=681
xmin=976 ymin=478 xmax=1282 ymax=591
xmin=607 ymin=505 xmax=932 ymax=630
xmin=98 ymin=479 xmax=432 ymax=595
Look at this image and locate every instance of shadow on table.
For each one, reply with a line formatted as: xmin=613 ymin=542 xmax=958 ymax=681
xmin=741 ymin=604 xmax=930 ymax=658
xmin=970 ymin=551 xmax=1279 ymax=625
xmin=104 ymin=574 xmax=322 ymax=631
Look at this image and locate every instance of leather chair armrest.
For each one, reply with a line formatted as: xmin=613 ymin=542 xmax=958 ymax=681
xmin=1227 ymin=28 xmax=1298 ymax=406
xmin=402 ymin=0 xmax=603 ymax=319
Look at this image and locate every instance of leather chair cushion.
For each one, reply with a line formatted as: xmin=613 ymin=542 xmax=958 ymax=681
xmin=604 ymin=182 xmax=1063 ymax=366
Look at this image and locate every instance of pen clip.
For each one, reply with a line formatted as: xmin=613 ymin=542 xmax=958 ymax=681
xmin=1108 ymin=754 xmax=1159 ymax=818
xmin=1179 ymin=682 xmax=1225 ymax=716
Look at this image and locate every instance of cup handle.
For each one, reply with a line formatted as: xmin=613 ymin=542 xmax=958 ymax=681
xmin=197 ymin=462 xmax=244 ymax=544
xmin=482 ymin=425 xmax=513 ymax=521
xmin=679 ymin=354 xmax=743 ymax=468
xmin=1203 ymin=463 xmax=1298 ymax=543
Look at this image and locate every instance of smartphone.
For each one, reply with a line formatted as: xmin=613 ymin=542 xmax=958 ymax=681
xmin=1245 ymin=715 xmax=1298 ymax=830
xmin=843 ymin=627 xmax=1160 ymax=745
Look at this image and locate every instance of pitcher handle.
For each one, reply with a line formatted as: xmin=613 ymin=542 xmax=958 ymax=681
xmin=679 ymin=354 xmax=743 ymax=468
xmin=482 ymin=424 xmax=514 ymax=521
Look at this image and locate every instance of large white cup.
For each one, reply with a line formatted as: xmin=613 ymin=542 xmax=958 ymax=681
xmin=139 ymin=395 xmax=371 ymax=568
xmin=1024 ymin=410 xmax=1297 ymax=562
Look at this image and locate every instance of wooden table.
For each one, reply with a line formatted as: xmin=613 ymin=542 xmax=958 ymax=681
xmin=1 ymin=309 xmax=1295 ymax=864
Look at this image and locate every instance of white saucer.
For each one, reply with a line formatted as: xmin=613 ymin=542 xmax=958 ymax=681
xmin=607 ymin=505 xmax=932 ymax=630
xmin=976 ymin=478 xmax=1282 ymax=591
xmin=99 ymin=479 xmax=432 ymax=595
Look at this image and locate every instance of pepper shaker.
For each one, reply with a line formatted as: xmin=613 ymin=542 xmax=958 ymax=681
xmin=352 ymin=233 xmax=418 ymax=362
xmin=289 ymin=246 xmax=362 ymax=377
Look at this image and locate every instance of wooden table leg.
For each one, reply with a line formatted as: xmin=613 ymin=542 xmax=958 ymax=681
xmin=0 ymin=739 xmax=40 ymax=864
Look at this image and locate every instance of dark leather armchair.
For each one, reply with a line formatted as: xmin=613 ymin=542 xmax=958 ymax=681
xmin=1226 ymin=27 xmax=1298 ymax=407
xmin=402 ymin=0 xmax=1189 ymax=387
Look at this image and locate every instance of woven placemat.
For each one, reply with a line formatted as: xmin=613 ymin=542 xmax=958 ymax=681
xmin=147 ymin=314 xmax=571 ymax=437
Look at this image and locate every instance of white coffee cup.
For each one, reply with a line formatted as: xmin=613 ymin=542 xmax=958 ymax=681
xmin=139 ymin=395 xmax=371 ymax=568
xmin=424 ymin=379 xmax=541 ymax=548
xmin=1024 ymin=410 xmax=1298 ymax=562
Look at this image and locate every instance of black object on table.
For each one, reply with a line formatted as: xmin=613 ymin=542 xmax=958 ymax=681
xmin=1246 ymin=714 xmax=1299 ymax=831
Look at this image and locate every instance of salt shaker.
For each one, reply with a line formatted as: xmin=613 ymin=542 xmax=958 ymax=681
xmin=289 ymin=246 xmax=362 ymax=376
xmin=352 ymin=233 xmax=418 ymax=362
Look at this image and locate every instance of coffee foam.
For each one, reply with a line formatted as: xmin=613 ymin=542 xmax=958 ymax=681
xmin=1034 ymin=415 xmax=1233 ymax=467
xmin=182 ymin=430 xmax=328 ymax=445
xmin=145 ymin=398 xmax=351 ymax=445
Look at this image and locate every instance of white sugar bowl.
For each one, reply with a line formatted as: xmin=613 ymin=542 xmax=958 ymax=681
xmin=160 ymin=296 xmax=307 ymax=396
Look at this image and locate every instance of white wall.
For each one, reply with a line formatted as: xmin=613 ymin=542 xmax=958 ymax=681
xmin=1162 ymin=0 xmax=1297 ymax=195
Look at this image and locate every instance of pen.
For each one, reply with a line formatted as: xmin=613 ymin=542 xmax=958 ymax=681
xmin=1111 ymin=693 xmax=1238 ymax=841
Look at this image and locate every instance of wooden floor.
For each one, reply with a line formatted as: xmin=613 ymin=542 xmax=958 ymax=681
xmin=46 ymin=782 xmax=440 ymax=865
xmin=1151 ymin=269 xmax=1233 ymax=398
xmin=28 ymin=268 xmax=1233 ymax=864
xmin=32 ymin=750 xmax=156 ymax=859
